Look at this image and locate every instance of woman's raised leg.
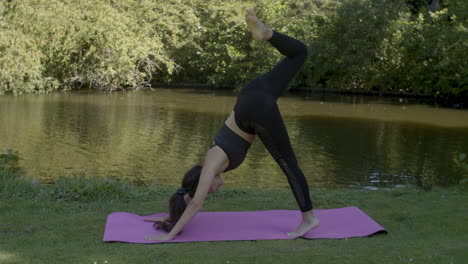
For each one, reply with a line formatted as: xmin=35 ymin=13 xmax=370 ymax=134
xmin=244 ymin=10 xmax=319 ymax=237
xmin=245 ymin=9 xmax=308 ymax=99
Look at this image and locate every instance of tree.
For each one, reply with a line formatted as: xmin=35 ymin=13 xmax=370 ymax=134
xmin=427 ymin=0 xmax=442 ymax=12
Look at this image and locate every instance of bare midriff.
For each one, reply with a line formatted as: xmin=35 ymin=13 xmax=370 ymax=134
xmin=225 ymin=111 xmax=256 ymax=144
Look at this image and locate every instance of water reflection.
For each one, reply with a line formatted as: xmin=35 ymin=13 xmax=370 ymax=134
xmin=0 ymin=89 xmax=467 ymax=190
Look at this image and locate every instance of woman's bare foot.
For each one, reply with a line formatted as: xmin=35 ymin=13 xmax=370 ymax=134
xmin=245 ymin=9 xmax=273 ymax=41
xmin=287 ymin=210 xmax=320 ymax=237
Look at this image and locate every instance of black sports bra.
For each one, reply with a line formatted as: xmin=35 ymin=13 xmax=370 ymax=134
xmin=211 ymin=123 xmax=251 ymax=172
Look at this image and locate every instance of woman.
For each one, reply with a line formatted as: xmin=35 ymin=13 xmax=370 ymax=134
xmin=145 ymin=9 xmax=320 ymax=241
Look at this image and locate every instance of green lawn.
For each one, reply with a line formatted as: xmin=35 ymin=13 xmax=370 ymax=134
xmin=1 ymin=186 xmax=467 ymax=264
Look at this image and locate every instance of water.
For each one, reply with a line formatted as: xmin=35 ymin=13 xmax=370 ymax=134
xmin=1 ymin=89 xmax=467 ymax=190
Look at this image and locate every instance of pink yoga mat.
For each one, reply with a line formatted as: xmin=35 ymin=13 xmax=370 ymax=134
xmin=103 ymin=206 xmax=386 ymax=243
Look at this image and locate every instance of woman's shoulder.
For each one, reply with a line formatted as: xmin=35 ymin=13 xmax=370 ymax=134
xmin=202 ymin=146 xmax=229 ymax=174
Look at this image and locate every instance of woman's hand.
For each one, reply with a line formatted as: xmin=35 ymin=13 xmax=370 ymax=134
xmin=144 ymin=216 xmax=167 ymax=222
xmin=145 ymin=233 xmax=174 ymax=241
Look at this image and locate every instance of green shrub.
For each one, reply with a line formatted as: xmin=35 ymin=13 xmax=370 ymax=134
xmin=0 ymin=150 xmax=38 ymax=200
xmin=453 ymin=153 xmax=468 ymax=184
xmin=391 ymin=3 xmax=467 ymax=98
xmin=0 ymin=150 xmax=154 ymax=201
xmin=303 ymin=0 xmax=405 ymax=90
xmin=0 ymin=0 xmax=173 ymax=93
xmin=303 ymin=0 xmax=467 ymax=99
xmin=0 ymin=0 xmax=466 ymax=97
xmin=0 ymin=149 xmax=20 ymax=174
xmin=50 ymin=173 xmax=140 ymax=202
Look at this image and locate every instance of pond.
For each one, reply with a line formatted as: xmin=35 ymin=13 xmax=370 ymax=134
xmin=1 ymin=89 xmax=467 ymax=190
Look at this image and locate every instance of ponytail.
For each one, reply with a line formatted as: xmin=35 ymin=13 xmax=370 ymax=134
xmin=154 ymin=165 xmax=202 ymax=233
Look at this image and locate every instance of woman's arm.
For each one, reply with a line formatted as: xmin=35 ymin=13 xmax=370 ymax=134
xmin=164 ymin=166 xmax=215 ymax=238
xmin=145 ymin=147 xmax=228 ymax=241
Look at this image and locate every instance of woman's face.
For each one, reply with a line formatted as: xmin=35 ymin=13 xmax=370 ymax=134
xmin=209 ymin=174 xmax=224 ymax=193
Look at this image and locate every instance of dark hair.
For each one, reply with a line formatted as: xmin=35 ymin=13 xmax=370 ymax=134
xmin=154 ymin=165 xmax=202 ymax=233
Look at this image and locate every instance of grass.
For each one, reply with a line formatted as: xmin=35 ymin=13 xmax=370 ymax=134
xmin=0 ymin=171 xmax=467 ymax=264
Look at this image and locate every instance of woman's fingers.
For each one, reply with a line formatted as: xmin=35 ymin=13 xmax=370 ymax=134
xmin=144 ymin=217 xmax=164 ymax=222
xmin=145 ymin=234 xmax=173 ymax=241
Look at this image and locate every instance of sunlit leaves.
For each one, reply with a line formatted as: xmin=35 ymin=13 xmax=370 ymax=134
xmin=0 ymin=0 xmax=466 ymax=97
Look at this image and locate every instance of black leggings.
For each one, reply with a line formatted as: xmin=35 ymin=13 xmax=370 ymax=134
xmin=234 ymin=31 xmax=312 ymax=212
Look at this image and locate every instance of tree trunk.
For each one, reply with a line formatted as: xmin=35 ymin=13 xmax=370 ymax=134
xmin=427 ymin=0 xmax=441 ymax=12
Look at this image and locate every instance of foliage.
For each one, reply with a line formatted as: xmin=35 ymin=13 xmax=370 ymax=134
xmin=0 ymin=149 xmax=37 ymax=200
xmin=0 ymin=149 xmax=154 ymax=201
xmin=0 ymin=149 xmax=21 ymax=174
xmin=303 ymin=0 xmax=467 ymax=99
xmin=153 ymin=0 xmax=261 ymax=85
xmin=387 ymin=0 xmax=467 ymax=98
xmin=0 ymin=0 xmax=173 ymax=94
xmin=304 ymin=0 xmax=408 ymax=91
xmin=453 ymin=152 xmax=468 ymax=184
xmin=50 ymin=173 xmax=142 ymax=202
xmin=0 ymin=0 xmax=466 ymax=98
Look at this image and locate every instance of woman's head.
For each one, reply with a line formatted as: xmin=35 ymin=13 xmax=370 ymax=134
xmin=154 ymin=165 xmax=202 ymax=233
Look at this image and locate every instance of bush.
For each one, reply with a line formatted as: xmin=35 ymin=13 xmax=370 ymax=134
xmin=0 ymin=0 xmax=466 ymax=97
xmin=50 ymin=173 xmax=140 ymax=202
xmin=391 ymin=2 xmax=467 ymax=99
xmin=303 ymin=0 xmax=467 ymax=99
xmin=0 ymin=150 xmax=38 ymax=200
xmin=304 ymin=0 xmax=407 ymax=90
xmin=453 ymin=153 xmax=468 ymax=184
xmin=0 ymin=149 xmax=154 ymax=201
xmin=0 ymin=0 xmax=173 ymax=93
xmin=0 ymin=149 xmax=21 ymax=174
